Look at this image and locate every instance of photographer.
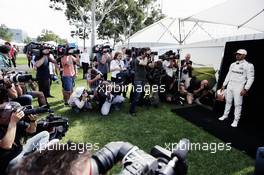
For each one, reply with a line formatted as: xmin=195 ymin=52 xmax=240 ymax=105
xmin=68 ymin=87 xmax=92 ymax=113
xmin=35 ymin=47 xmax=57 ymax=100
xmin=110 ymin=52 xmax=126 ymax=83
xmin=61 ymin=47 xmax=79 ymax=104
xmin=97 ymin=48 xmax=112 ymax=80
xmin=97 ymin=81 xmax=125 ymax=116
xmin=0 ymin=102 xmax=50 ymax=173
xmin=19 ymin=81 xmax=47 ymax=107
xmin=0 ymin=71 xmax=32 ymax=106
xmin=147 ymin=58 xmax=167 ymax=105
xmin=0 ymin=45 xmax=11 ymax=71
xmin=162 ymin=53 xmax=178 ymax=99
xmin=181 ymin=53 xmax=193 ymax=88
xmin=180 ymin=78 xmax=213 ymax=105
xmin=87 ymin=67 xmax=102 ymax=93
xmin=129 ymin=48 xmax=150 ymax=115
xmin=80 ymin=48 xmax=90 ymax=79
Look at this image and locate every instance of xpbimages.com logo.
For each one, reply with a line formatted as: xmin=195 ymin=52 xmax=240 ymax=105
xmin=98 ymin=83 xmax=166 ymax=95
xmin=164 ymin=142 xmax=232 ymax=154
xmin=33 ymin=142 xmax=100 ymax=153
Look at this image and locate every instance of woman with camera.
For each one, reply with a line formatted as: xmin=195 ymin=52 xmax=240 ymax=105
xmin=68 ymin=87 xmax=92 ymax=113
xmin=110 ymin=52 xmax=126 ymax=83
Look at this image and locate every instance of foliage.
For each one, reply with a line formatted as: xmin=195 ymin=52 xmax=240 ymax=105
xmin=36 ymin=29 xmax=67 ymax=44
xmin=0 ymin=24 xmax=13 ymax=42
xmin=49 ymin=0 xmax=165 ymax=45
xmin=23 ymin=36 xmax=32 ymax=44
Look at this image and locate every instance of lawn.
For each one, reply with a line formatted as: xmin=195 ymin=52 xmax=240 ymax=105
xmin=18 ymin=55 xmax=254 ymax=175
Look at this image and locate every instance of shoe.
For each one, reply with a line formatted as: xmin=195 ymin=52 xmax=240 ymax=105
xmin=47 ymin=95 xmax=55 ymax=98
xmin=219 ymin=115 xmax=228 ymax=121
xmin=231 ymin=120 xmax=238 ymax=127
xmin=195 ymin=98 xmax=202 ymax=105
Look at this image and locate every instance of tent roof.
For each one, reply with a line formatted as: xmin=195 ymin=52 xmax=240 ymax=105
xmin=128 ymin=17 xmax=260 ymax=46
xmin=187 ymin=0 xmax=264 ymax=32
xmin=128 ymin=0 xmax=263 ymax=46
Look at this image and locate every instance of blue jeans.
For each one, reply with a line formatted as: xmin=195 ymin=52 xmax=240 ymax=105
xmin=12 ymin=95 xmax=33 ymax=106
xmin=129 ymin=81 xmax=145 ymax=113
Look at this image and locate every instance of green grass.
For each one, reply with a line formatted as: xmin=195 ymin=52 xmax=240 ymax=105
xmin=18 ymin=56 xmax=254 ymax=175
xmin=16 ymin=54 xmax=28 ymax=66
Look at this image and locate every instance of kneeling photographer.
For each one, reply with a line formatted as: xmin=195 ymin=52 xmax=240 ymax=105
xmin=68 ymin=87 xmax=92 ymax=113
xmin=0 ymin=102 xmax=51 ymax=173
xmin=97 ymin=81 xmax=125 ymax=116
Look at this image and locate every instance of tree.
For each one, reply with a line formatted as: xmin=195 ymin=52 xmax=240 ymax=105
xmin=36 ymin=29 xmax=67 ymax=44
xmin=97 ymin=0 xmax=165 ymax=47
xmin=23 ymin=36 xmax=32 ymax=44
xmin=49 ymin=0 xmax=164 ymax=48
xmin=0 ymin=24 xmax=13 ymax=42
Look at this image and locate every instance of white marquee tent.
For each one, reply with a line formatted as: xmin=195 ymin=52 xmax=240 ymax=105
xmin=126 ymin=0 xmax=264 ymax=69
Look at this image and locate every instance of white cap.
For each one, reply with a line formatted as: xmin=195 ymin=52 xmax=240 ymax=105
xmin=73 ymin=87 xmax=85 ymax=98
xmin=236 ymin=49 xmax=247 ymax=55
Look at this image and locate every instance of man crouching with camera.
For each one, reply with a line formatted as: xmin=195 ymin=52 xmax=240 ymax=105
xmin=0 ymin=102 xmax=50 ymax=174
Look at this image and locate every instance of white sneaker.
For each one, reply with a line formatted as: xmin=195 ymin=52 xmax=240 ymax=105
xmin=218 ymin=115 xmax=228 ymax=121
xmin=195 ymin=98 xmax=202 ymax=105
xmin=231 ymin=120 xmax=238 ymax=127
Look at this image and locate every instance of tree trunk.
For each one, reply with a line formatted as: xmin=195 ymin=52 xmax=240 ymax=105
xmin=90 ymin=0 xmax=96 ymax=57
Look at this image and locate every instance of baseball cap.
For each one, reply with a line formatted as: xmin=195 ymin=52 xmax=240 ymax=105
xmin=236 ymin=49 xmax=247 ymax=55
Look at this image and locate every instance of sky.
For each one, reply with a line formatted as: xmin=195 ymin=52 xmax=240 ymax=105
xmin=0 ymin=0 xmax=226 ymax=42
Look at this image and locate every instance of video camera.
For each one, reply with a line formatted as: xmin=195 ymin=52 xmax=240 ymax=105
xmin=90 ymin=139 xmax=189 ymax=175
xmin=23 ymin=42 xmax=55 ymax=60
xmin=159 ymin=50 xmax=178 ymax=61
xmin=92 ymin=44 xmax=113 ymax=54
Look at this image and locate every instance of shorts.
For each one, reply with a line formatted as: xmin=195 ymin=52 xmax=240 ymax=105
xmin=62 ymin=76 xmax=75 ymax=91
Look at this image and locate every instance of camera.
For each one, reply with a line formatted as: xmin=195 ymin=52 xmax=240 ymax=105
xmin=182 ymin=69 xmax=188 ymax=74
xmin=0 ymin=102 xmax=53 ymax=125
xmin=23 ymin=42 xmax=55 ymax=61
xmin=92 ymin=44 xmax=112 ymax=54
xmin=159 ymin=50 xmax=177 ymax=61
xmin=0 ymin=71 xmax=36 ymax=88
xmin=91 ymin=139 xmax=190 ymax=175
xmin=151 ymin=51 xmax=158 ymax=56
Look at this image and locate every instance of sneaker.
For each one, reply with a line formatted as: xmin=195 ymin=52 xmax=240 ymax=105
xmin=195 ymin=98 xmax=202 ymax=105
xmin=219 ymin=115 xmax=228 ymax=121
xmin=231 ymin=120 xmax=238 ymax=127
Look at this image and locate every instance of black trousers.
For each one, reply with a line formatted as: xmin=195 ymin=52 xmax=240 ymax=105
xmin=38 ymin=79 xmax=50 ymax=98
xmin=82 ymin=62 xmax=89 ymax=79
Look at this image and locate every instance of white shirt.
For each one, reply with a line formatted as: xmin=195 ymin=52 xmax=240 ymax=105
xmin=163 ymin=60 xmax=173 ymax=77
xmin=110 ymin=59 xmax=125 ymax=78
xmin=223 ymin=59 xmax=254 ymax=90
xmin=80 ymin=52 xmax=90 ymax=64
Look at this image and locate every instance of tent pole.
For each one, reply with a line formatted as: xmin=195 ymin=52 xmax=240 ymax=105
xmin=238 ymin=9 xmax=264 ymax=29
xmin=177 ymin=18 xmax=182 ymax=91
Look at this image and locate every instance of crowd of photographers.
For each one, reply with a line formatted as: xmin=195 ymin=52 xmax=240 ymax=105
xmin=0 ymin=41 xmax=214 ymax=174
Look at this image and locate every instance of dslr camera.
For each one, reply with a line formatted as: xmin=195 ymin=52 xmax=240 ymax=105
xmin=90 ymin=138 xmax=190 ymax=175
xmin=0 ymin=102 xmax=53 ymax=125
xmin=0 ymin=70 xmax=36 ymax=89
